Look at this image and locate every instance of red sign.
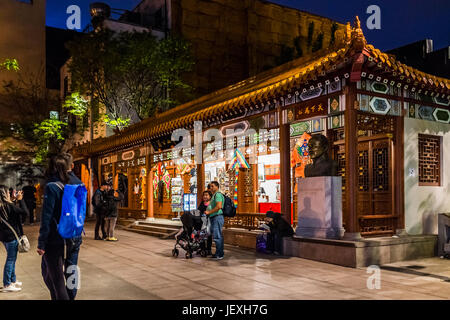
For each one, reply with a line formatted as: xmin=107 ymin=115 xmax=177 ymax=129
xmin=292 ymin=100 xmax=328 ymax=120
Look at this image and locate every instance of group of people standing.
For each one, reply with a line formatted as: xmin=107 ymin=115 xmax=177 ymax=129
xmin=92 ymin=181 xmax=124 ymax=242
xmin=0 ymin=152 xmax=84 ymax=299
xmin=197 ymin=181 xmax=225 ymax=260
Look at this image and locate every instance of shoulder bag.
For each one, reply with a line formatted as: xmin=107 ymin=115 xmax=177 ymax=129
xmin=0 ymin=206 xmax=30 ymax=253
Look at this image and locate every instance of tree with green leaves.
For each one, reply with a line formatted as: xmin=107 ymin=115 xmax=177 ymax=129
xmin=0 ymin=58 xmax=19 ymax=71
xmin=32 ymin=92 xmax=89 ymax=164
xmin=67 ymin=30 xmax=194 ymax=132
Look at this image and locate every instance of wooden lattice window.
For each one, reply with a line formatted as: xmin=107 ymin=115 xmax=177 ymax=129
xmin=358 ymin=150 xmax=369 ymax=191
xmin=373 ymin=147 xmax=389 ymax=191
xmin=418 ymin=134 xmax=441 ymax=186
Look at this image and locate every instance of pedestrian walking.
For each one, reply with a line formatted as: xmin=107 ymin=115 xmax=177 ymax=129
xmin=0 ymin=185 xmax=27 ymax=293
xmin=22 ymin=181 xmax=37 ymax=225
xmin=205 ymin=181 xmax=225 ymax=260
xmin=104 ymin=187 xmax=123 ymax=242
xmin=93 ymin=181 xmax=109 ymax=240
xmin=61 ymin=152 xmax=84 ymax=300
xmin=37 ymin=154 xmax=71 ymax=300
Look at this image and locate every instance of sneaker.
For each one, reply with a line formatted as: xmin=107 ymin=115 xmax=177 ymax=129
xmin=104 ymin=237 xmax=111 ymax=241
xmin=215 ymin=255 xmax=224 ymax=260
xmin=1 ymin=284 xmax=21 ymax=292
xmin=12 ymin=281 xmax=22 ymax=287
xmin=109 ymin=237 xmax=118 ymax=242
xmin=94 ymin=236 xmax=102 ymax=240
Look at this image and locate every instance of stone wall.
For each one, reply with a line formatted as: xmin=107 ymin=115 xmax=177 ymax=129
xmin=404 ymin=117 xmax=450 ymax=235
xmin=138 ymin=0 xmax=344 ymax=96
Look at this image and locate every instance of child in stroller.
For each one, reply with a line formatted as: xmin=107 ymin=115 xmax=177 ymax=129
xmin=172 ymin=210 xmax=209 ymax=259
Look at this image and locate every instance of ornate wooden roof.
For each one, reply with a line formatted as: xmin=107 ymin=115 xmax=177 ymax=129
xmin=72 ymin=17 xmax=450 ymax=158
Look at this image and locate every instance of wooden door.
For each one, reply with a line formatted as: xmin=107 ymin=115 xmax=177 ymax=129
xmin=334 ymin=135 xmax=395 ymax=236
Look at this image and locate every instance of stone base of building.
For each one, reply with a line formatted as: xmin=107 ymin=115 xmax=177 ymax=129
xmin=223 ymin=228 xmax=263 ymax=249
xmin=283 ymin=235 xmax=438 ymax=268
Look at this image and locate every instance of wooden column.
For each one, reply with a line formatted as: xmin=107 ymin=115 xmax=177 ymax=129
xmin=343 ymin=82 xmax=361 ymax=239
xmin=197 ymin=164 xmax=204 ymax=207
xmin=394 ymin=116 xmax=405 ymax=232
xmin=147 ymin=155 xmax=154 ymax=219
xmin=279 ymin=122 xmax=292 ymax=224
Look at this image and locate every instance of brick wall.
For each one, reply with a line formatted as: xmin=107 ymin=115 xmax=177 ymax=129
xmin=137 ymin=0 xmax=344 ymax=97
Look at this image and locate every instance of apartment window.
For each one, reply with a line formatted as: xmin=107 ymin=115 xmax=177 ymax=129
xmin=418 ymin=134 xmax=441 ymax=186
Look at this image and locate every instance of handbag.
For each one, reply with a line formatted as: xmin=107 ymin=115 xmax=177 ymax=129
xmin=0 ymin=206 xmax=30 ymax=253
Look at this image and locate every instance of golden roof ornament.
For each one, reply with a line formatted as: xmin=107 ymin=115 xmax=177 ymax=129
xmin=351 ymin=16 xmax=367 ymax=51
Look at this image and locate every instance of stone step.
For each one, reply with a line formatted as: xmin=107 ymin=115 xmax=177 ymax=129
xmin=138 ymin=221 xmax=182 ymax=229
xmin=123 ymin=227 xmax=176 ymax=239
xmin=130 ymin=224 xmax=180 ymax=235
xmin=117 ymin=219 xmax=136 ymax=227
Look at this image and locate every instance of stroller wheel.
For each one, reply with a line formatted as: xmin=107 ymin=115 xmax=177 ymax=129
xmin=172 ymin=249 xmax=179 ymax=257
xmin=185 ymin=252 xmax=192 ymax=259
xmin=200 ymin=250 xmax=207 ymax=258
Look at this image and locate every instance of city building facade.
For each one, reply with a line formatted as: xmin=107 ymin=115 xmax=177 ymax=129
xmin=72 ymin=19 xmax=450 ymax=237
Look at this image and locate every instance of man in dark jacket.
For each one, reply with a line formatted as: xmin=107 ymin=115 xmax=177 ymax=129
xmin=265 ymin=211 xmax=294 ymax=255
xmin=93 ymin=181 xmax=109 ymax=240
xmin=22 ymin=181 xmax=37 ymax=225
xmin=104 ymin=187 xmax=123 ymax=241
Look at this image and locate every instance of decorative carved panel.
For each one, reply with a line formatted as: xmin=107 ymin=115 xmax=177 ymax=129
xmin=418 ymin=134 xmax=441 ymax=186
xmin=357 ymin=111 xmax=395 ymax=134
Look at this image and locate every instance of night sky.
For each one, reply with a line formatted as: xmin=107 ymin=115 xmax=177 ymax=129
xmin=46 ymin=0 xmax=450 ymax=51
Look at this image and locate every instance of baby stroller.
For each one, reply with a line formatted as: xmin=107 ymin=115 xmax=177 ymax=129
xmin=172 ymin=210 xmax=209 ymax=259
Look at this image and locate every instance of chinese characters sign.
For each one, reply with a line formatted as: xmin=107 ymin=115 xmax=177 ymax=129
xmin=289 ymin=99 xmax=328 ymax=121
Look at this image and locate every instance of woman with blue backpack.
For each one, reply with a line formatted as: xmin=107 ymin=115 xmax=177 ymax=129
xmin=37 ymin=154 xmax=71 ymax=300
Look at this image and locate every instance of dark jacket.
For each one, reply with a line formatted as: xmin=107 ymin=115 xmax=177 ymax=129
xmin=105 ymin=190 xmax=124 ymax=218
xmin=268 ymin=213 xmax=294 ymax=237
xmin=93 ymin=189 xmax=108 ymax=215
xmin=38 ymin=172 xmax=85 ymax=250
xmin=22 ymin=185 xmax=37 ymax=209
xmin=0 ymin=201 xmax=27 ymax=243
xmin=197 ymin=202 xmax=208 ymax=215
xmin=68 ymin=171 xmax=82 ymax=185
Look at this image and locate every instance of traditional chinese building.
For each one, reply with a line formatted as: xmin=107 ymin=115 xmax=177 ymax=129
xmin=72 ymin=18 xmax=450 ymax=239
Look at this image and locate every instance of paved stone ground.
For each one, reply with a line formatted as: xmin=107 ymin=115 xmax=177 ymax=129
xmin=0 ymin=222 xmax=449 ymax=300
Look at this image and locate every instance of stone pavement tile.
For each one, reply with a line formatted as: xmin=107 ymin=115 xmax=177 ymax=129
xmin=195 ymin=278 xmax=267 ymax=295
xmin=321 ymin=275 xmax=370 ymax=290
xmin=391 ymin=281 xmax=450 ymax=299
xmin=234 ymin=291 xmax=291 ymax=300
xmin=307 ymin=288 xmax=366 ymax=300
xmin=3 ymin=223 xmax=450 ymax=300
xmin=284 ymin=292 xmax=324 ymax=300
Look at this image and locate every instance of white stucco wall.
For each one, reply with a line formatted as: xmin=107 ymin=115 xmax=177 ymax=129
xmin=404 ymin=117 xmax=450 ymax=235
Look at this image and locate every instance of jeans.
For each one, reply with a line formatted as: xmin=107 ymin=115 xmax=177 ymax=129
xmin=41 ymin=244 xmax=69 ymax=300
xmin=105 ymin=217 xmax=117 ymax=238
xmin=2 ymin=240 xmax=18 ymax=287
xmin=210 ymin=214 xmax=224 ymax=257
xmin=94 ymin=212 xmax=106 ymax=239
xmin=65 ymin=236 xmax=82 ymax=300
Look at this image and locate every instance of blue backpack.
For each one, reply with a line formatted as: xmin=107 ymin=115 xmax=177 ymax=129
xmin=53 ymin=182 xmax=88 ymax=239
